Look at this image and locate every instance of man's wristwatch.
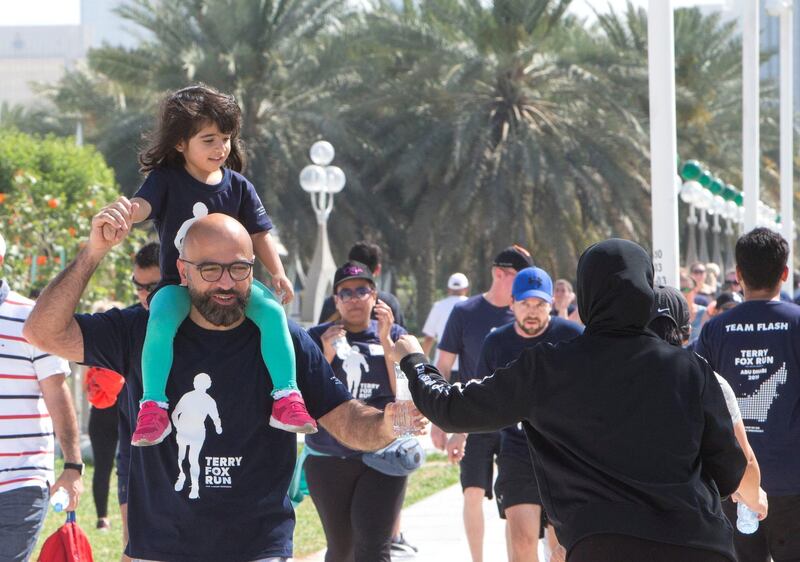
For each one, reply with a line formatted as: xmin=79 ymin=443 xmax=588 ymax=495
xmin=63 ymin=462 xmax=84 ymax=475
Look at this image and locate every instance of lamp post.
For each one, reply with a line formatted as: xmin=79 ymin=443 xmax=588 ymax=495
xmin=766 ymin=0 xmax=795 ymax=294
xmin=648 ymin=0 xmax=680 ymax=288
xmin=298 ymin=141 xmax=346 ymax=324
xmin=742 ymin=0 xmax=760 ymax=230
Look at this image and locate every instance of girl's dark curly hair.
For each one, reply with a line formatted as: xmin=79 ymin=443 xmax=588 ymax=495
xmin=139 ymin=84 xmax=245 ymax=173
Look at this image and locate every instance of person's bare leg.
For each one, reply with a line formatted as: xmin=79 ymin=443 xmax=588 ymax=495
xmin=505 ymin=504 xmax=541 ymax=562
xmin=545 ymin=525 xmax=566 ymax=562
xmin=120 ymin=502 xmax=132 ymax=562
xmin=464 ymin=487 xmax=486 ymax=562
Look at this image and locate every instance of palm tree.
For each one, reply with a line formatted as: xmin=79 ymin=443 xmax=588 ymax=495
xmin=336 ymin=0 xmax=651 ymax=321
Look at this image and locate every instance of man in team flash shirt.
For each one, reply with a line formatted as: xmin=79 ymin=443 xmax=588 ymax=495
xmin=23 ymin=204 xmax=423 ymax=562
xmin=696 ymin=228 xmax=800 ymax=561
xmin=477 ymin=267 xmax=582 ymax=561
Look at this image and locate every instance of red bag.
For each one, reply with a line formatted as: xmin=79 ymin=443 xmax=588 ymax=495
xmin=38 ymin=512 xmax=94 ymax=562
xmin=83 ymin=366 xmax=125 ymax=409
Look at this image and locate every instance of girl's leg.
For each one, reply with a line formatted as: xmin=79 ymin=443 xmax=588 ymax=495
xmin=246 ymin=280 xmax=316 ymax=433
xmin=245 ymin=280 xmax=297 ymax=393
xmin=133 ymin=285 xmax=191 ymax=446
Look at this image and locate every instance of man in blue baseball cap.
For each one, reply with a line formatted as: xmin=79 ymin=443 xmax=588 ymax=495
xmin=475 ymin=267 xmax=583 ymax=561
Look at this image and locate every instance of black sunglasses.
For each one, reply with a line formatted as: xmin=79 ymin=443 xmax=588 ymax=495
xmin=131 ymin=277 xmax=159 ymax=293
xmin=336 ymin=286 xmax=375 ymax=302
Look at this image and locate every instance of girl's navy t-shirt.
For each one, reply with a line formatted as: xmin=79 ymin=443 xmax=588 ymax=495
xmin=134 ymin=166 xmax=273 ymax=284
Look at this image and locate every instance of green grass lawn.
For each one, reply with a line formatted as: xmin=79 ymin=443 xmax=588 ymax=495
xmin=36 ymin=453 xmax=459 ymax=560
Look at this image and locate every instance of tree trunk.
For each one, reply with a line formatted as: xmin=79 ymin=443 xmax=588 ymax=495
xmin=414 ymin=231 xmax=436 ymax=334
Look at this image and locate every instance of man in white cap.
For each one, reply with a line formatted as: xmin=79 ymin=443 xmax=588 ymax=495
xmin=421 ymin=273 xmax=470 ymax=381
xmin=0 ymin=233 xmax=84 ymax=562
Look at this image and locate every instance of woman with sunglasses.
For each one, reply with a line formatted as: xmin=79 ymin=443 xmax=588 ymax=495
xmin=305 ymin=260 xmax=409 ymax=562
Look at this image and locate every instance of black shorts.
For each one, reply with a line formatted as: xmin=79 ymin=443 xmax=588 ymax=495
xmin=494 ymin=453 xmax=542 ymax=519
xmin=459 ymin=432 xmax=500 ymax=498
xmin=722 ymin=494 xmax=800 ymax=561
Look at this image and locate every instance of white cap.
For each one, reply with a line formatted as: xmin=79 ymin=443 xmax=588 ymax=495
xmin=447 ymin=272 xmax=469 ymax=290
xmin=0 ymin=233 xmax=5 ymax=258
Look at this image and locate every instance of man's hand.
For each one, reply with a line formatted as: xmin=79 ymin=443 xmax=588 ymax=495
xmin=91 ymin=197 xmax=139 ymax=254
xmin=271 ymin=273 xmax=295 ymax=305
xmin=431 ymin=425 xmax=448 ymax=450
xmin=374 ymin=300 xmax=395 ymax=346
xmin=446 ymin=433 xmax=466 ymax=464
xmin=50 ymin=468 xmax=84 ymax=512
xmin=384 ymin=401 xmax=429 ymax=437
xmin=389 ymin=334 xmax=425 ymax=363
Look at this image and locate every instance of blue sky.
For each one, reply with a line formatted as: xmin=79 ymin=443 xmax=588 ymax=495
xmin=0 ymin=0 xmax=730 ymax=27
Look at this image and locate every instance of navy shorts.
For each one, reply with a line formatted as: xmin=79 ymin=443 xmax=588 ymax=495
xmin=459 ymin=432 xmax=500 ymax=499
xmin=494 ymin=452 xmax=546 ymax=533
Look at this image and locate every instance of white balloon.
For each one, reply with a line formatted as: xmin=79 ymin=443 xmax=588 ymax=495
xmin=310 ymin=141 xmax=335 ymax=166
xmin=299 ymin=165 xmax=327 ymax=193
xmin=679 ymin=181 xmax=697 ymax=204
xmin=694 ymin=186 xmax=712 ymax=210
xmin=712 ymin=195 xmax=726 ymax=216
xmin=324 ymin=166 xmax=346 ymax=193
xmin=726 ymin=201 xmax=738 ymax=220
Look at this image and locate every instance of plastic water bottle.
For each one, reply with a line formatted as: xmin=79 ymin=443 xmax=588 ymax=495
xmin=393 ymin=363 xmax=415 ymax=436
xmin=50 ymin=487 xmax=69 ymax=513
xmin=332 ymin=335 xmax=351 ymax=360
xmin=736 ymin=502 xmax=759 ymax=534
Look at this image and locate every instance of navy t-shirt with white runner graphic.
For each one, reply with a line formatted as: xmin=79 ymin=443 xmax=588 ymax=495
xmin=695 ymin=300 xmax=800 ymax=495
xmin=306 ymin=320 xmax=406 ymax=457
xmin=76 ymin=306 xmax=350 ymax=562
xmin=476 ymin=318 xmax=583 ymax=461
xmin=134 ymin=166 xmax=273 ymax=284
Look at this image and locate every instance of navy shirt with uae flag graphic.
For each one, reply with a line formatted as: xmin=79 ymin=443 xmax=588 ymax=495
xmin=76 ymin=306 xmax=350 ymax=562
xmin=696 ymin=300 xmax=800 ymax=496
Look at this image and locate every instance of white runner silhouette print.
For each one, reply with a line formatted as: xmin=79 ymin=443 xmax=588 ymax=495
xmin=172 ymin=373 xmax=222 ymax=499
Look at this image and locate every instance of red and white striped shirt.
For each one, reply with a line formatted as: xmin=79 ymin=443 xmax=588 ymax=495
xmin=0 ymin=281 xmax=70 ymax=493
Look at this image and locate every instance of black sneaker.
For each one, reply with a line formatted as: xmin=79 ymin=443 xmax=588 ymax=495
xmin=390 ymin=533 xmax=418 ymax=557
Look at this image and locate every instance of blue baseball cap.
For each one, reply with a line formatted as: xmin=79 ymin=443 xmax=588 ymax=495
xmin=512 ymin=267 xmax=553 ymax=303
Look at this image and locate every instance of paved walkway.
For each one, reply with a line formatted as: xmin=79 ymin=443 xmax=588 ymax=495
xmin=298 ymin=482 xmax=547 ymax=562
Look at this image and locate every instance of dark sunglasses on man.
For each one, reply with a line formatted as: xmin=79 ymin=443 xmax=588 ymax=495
xmin=131 ymin=277 xmax=159 ymax=293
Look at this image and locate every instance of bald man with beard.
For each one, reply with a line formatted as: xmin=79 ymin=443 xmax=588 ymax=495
xmin=23 ymin=202 xmax=423 ymax=562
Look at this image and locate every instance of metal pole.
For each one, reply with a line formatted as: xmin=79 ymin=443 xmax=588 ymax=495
xmin=648 ymin=0 xmax=680 ymax=288
xmin=742 ymin=0 xmax=760 ymax=230
xmin=779 ymin=2 xmax=795 ymax=294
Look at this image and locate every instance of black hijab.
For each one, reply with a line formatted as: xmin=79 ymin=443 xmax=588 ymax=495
xmin=577 ymin=238 xmax=655 ymax=336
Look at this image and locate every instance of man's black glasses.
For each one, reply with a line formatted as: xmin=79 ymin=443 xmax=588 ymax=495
xmin=131 ymin=277 xmax=159 ymax=293
xmin=179 ymin=259 xmax=254 ymax=282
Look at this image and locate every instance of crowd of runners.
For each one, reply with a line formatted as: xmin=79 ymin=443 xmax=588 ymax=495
xmin=0 ymin=84 xmax=798 ymax=562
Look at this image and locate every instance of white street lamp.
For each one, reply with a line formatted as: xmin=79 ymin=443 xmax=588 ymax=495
xmin=766 ymin=0 xmax=795 ymax=294
xmin=742 ymin=0 xmax=760 ymax=230
xmin=299 ymin=140 xmax=347 ymax=324
xmin=648 ymin=0 xmax=680 ymax=288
